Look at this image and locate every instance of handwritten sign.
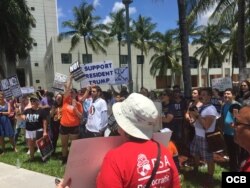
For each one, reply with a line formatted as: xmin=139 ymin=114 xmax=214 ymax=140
xmin=80 ymin=61 xmax=115 ymax=86
xmin=211 ymin=77 xmax=232 ymax=91
xmin=52 ymin=72 xmax=68 ymax=91
xmin=69 ymin=61 xmax=85 ymax=82
xmin=113 ymin=67 xmax=129 ymax=84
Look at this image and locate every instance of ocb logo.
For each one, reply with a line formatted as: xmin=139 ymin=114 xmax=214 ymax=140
xmin=226 ymin=176 xmax=247 ymax=184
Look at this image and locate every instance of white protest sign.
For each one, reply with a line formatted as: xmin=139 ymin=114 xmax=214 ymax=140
xmin=81 ymin=61 xmax=115 ymax=85
xmin=1 ymin=75 xmax=22 ymax=99
xmin=113 ymin=67 xmax=129 ymax=85
xmin=52 ymin=72 xmax=68 ymax=91
xmin=21 ymin=87 xmax=35 ymax=94
xmin=69 ymin=61 xmax=85 ymax=82
xmin=8 ymin=75 xmax=22 ymax=98
xmin=211 ymin=77 xmax=232 ymax=91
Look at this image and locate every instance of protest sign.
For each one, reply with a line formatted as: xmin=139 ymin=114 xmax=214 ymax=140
xmin=69 ymin=61 xmax=85 ymax=82
xmin=211 ymin=77 xmax=232 ymax=91
xmin=8 ymin=75 xmax=22 ymax=98
xmin=63 ymin=131 xmax=172 ymax=188
xmin=0 ymin=75 xmax=22 ymax=99
xmin=21 ymin=87 xmax=35 ymax=95
xmin=80 ymin=61 xmax=115 ymax=86
xmin=114 ymin=67 xmax=129 ymax=84
xmin=36 ymin=135 xmax=53 ymax=161
xmin=52 ymin=72 xmax=68 ymax=91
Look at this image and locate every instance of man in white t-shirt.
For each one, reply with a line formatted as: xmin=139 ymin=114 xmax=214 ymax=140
xmin=84 ymin=85 xmax=108 ymax=138
xmin=189 ymin=87 xmax=218 ymax=186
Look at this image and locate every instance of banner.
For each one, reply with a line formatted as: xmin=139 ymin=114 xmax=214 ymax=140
xmin=36 ymin=135 xmax=53 ymax=161
xmin=211 ymin=77 xmax=232 ymax=91
xmin=69 ymin=61 xmax=85 ymax=82
xmin=52 ymin=72 xmax=68 ymax=91
xmin=0 ymin=75 xmax=22 ymax=99
xmin=114 ymin=67 xmax=129 ymax=84
xmin=80 ymin=61 xmax=115 ymax=86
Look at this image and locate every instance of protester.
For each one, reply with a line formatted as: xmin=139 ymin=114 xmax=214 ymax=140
xmin=17 ymin=94 xmax=48 ymax=160
xmin=50 ymin=92 xmax=63 ymax=154
xmin=233 ymin=106 xmax=250 ymax=172
xmin=0 ymin=91 xmax=16 ymax=154
xmin=221 ymin=88 xmax=241 ymax=171
xmin=189 ymin=87 xmax=218 ymax=185
xmin=60 ymin=76 xmax=83 ymax=164
xmin=97 ymin=93 xmax=180 ymax=187
xmin=211 ymin=88 xmax=223 ymax=114
xmin=84 ymin=85 xmax=108 ymax=138
xmin=236 ymin=80 xmax=250 ymax=104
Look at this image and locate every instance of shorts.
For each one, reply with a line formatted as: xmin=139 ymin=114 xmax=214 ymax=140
xmin=60 ymin=125 xmax=80 ymax=135
xmin=190 ymin=135 xmax=213 ymax=161
xmin=26 ymin=129 xmax=43 ymax=140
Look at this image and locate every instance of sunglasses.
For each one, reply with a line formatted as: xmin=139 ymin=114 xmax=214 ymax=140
xmin=233 ymin=119 xmax=250 ymax=129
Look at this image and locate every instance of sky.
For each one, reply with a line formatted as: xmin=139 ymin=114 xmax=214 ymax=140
xmin=57 ymin=0 xmax=211 ymax=34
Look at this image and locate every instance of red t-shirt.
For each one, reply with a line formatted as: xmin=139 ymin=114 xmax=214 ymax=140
xmin=240 ymin=156 xmax=250 ymax=172
xmin=97 ymin=140 xmax=180 ymax=188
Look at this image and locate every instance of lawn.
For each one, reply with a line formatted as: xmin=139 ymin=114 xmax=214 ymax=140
xmin=0 ymin=135 xmax=228 ymax=187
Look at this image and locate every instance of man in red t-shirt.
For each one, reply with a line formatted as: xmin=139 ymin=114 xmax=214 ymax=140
xmin=96 ymin=93 xmax=180 ymax=188
xmin=233 ymin=106 xmax=250 ymax=172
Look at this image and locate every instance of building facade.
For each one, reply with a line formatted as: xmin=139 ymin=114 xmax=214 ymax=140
xmin=18 ymin=0 xmax=58 ymax=88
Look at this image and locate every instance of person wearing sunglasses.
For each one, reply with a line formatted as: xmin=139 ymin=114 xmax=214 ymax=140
xmin=17 ymin=94 xmax=48 ymax=160
xmin=232 ymin=106 xmax=250 ymax=172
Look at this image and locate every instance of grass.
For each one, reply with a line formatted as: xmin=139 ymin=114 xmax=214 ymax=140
xmin=0 ymin=134 xmax=228 ymax=187
xmin=0 ymin=135 xmax=65 ymax=178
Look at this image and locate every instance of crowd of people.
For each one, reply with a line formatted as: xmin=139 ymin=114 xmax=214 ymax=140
xmin=1 ymin=77 xmax=250 ymax=187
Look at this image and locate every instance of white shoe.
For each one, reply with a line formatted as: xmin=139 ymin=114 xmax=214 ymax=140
xmin=26 ymin=150 xmax=30 ymax=155
xmin=223 ymin=155 xmax=229 ymax=160
xmin=37 ymin=149 xmax=40 ymax=153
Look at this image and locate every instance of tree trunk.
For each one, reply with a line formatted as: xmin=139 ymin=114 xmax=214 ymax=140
xmin=177 ymin=0 xmax=191 ymax=98
xmin=83 ymin=36 xmax=89 ymax=63
xmin=237 ymin=0 xmax=246 ymax=81
xmin=141 ymin=50 xmax=144 ymax=88
xmin=118 ymin=40 xmax=121 ymax=68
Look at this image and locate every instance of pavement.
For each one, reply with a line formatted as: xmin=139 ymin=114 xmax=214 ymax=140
xmin=0 ymin=162 xmax=56 ymax=188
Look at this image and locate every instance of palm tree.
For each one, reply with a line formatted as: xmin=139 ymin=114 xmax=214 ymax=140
xmin=187 ymin=0 xmax=248 ymax=81
xmin=191 ymin=24 xmax=225 ymax=86
xmin=131 ymin=14 xmax=156 ymax=89
xmin=107 ymin=9 xmax=126 ymax=68
xmin=149 ymin=31 xmax=181 ymax=87
xmin=58 ymin=1 xmax=109 ymax=63
xmin=0 ymin=0 xmax=34 ymax=78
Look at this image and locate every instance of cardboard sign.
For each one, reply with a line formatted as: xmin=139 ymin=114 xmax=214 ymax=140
xmin=114 ymin=67 xmax=129 ymax=85
xmin=211 ymin=77 xmax=232 ymax=91
xmin=80 ymin=61 xmax=115 ymax=86
xmin=36 ymin=135 xmax=53 ymax=161
xmin=52 ymin=72 xmax=68 ymax=91
xmin=69 ymin=61 xmax=85 ymax=82
xmin=63 ymin=131 xmax=172 ymax=188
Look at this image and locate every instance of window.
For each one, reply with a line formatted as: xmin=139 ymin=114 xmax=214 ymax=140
xmin=189 ymin=56 xmax=198 ymax=68
xmin=82 ymin=54 xmax=92 ymax=64
xmin=120 ymin=55 xmax=128 ymax=65
xmin=137 ymin=55 xmax=144 ymax=64
xmin=35 ymin=80 xmax=40 ymax=83
xmin=31 ymin=7 xmax=35 ymax=11
xmin=33 ymin=43 xmax=37 ymax=46
xmin=61 ymin=53 xmax=72 ymax=64
xmin=209 ymin=60 xmax=221 ymax=68
xmin=32 ymin=23 xmax=36 ymax=28
xmin=34 ymin=63 xmax=39 ymax=67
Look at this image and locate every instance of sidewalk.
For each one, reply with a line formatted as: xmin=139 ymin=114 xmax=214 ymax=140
xmin=0 ymin=162 xmax=56 ymax=188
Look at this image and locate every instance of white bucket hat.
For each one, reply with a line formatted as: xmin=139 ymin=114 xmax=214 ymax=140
xmin=112 ymin=93 xmax=159 ymax=140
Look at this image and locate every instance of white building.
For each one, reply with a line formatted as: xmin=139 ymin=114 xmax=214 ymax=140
xmin=20 ymin=0 xmax=250 ymax=91
xmin=18 ymin=0 xmax=58 ymax=88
